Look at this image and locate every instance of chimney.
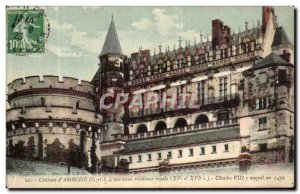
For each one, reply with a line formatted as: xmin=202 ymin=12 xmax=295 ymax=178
xmin=262 ymin=6 xmax=274 ymax=34
xmin=280 ymin=50 xmax=291 ymax=63
xmin=212 ymin=19 xmax=231 ymax=50
xmin=212 ymin=19 xmax=223 ymax=50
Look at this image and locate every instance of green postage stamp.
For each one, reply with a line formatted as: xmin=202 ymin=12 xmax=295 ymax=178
xmin=7 ymin=7 xmax=49 ymax=55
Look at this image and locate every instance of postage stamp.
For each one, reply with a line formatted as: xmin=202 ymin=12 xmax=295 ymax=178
xmin=6 ymin=7 xmax=49 ymax=55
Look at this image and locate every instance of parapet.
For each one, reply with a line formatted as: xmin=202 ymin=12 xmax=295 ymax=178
xmin=7 ymin=75 xmax=94 ymax=95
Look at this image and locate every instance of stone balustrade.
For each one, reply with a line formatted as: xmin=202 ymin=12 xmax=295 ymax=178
xmin=114 ymin=118 xmax=239 ymax=141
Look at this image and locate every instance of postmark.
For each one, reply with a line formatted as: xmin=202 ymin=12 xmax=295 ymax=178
xmin=6 ymin=6 xmax=50 ymax=55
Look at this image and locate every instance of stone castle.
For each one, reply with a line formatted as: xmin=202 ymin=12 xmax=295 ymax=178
xmin=6 ymin=6 xmax=294 ymax=173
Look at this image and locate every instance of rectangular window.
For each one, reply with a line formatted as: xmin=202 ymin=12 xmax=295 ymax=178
xmin=200 ymin=147 xmax=205 ymax=155
xmin=157 ymin=153 xmax=162 ymax=160
xmin=113 ymin=113 xmax=117 ymax=121
xmin=258 ymin=97 xmax=268 ymax=110
xmin=177 ymin=85 xmax=184 ymax=108
xmin=167 ymin=151 xmax=172 ymax=159
xmin=138 ymin=155 xmax=142 ymax=162
xmin=197 ymin=80 xmax=206 ymax=105
xmin=129 ymin=156 xmax=132 ymax=163
xmin=219 ymin=77 xmax=228 ymax=100
xmin=259 ymin=143 xmax=268 ymax=151
xmin=212 ymin=145 xmax=217 ymax=154
xmin=177 ymin=85 xmax=184 ymax=96
xmin=278 ymin=69 xmax=287 ymax=84
xmin=148 ymin=154 xmax=152 ymax=161
xmin=178 ymin=150 xmax=183 ymax=158
xmin=213 ymin=51 xmax=216 ymax=60
xmin=224 ymin=144 xmax=229 ymax=152
xmin=189 ymin=148 xmax=194 ymax=156
xmin=259 ymin=117 xmax=268 ymax=130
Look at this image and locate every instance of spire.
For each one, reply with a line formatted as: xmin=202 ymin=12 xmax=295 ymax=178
xmin=200 ymin=32 xmax=203 ymax=44
xmin=245 ymin=21 xmax=248 ymax=36
xmin=100 ymin=17 xmax=123 ymax=56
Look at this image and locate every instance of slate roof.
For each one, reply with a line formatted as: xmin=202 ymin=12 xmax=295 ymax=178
xmin=100 ymin=17 xmax=123 ymax=56
xmin=272 ymin=27 xmax=293 ymax=47
xmin=116 ymin=127 xmax=240 ymax=154
xmin=249 ymin=52 xmax=289 ymax=70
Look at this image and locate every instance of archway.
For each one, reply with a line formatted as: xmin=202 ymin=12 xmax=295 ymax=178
xmin=136 ymin=124 xmax=148 ymax=134
xmin=174 ymin=118 xmax=188 ymax=128
xmin=155 ymin=121 xmax=167 ymax=131
xmin=195 ymin=115 xmax=209 ymax=125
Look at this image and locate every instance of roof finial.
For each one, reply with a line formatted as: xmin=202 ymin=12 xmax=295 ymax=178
xmin=178 ymin=36 xmax=182 ymax=48
xmin=257 ymin=19 xmax=261 ymax=27
xmin=245 ymin=21 xmax=248 ymax=35
xmin=274 ymin=15 xmax=278 ymax=27
xmin=159 ymin=42 xmax=162 ymax=53
xmin=111 ymin=14 xmax=114 ymax=21
xmin=200 ymin=32 xmax=203 ymax=44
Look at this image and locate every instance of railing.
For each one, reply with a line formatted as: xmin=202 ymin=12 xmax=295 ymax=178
xmin=125 ymin=51 xmax=255 ymax=86
xmin=113 ymin=118 xmax=239 ymax=141
xmin=128 ymin=93 xmax=239 ymax=118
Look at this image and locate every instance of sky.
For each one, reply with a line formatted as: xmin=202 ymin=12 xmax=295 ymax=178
xmin=6 ymin=6 xmax=294 ymax=83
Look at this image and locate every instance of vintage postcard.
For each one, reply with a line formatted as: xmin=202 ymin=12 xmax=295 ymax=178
xmin=6 ymin=6 xmax=295 ymax=189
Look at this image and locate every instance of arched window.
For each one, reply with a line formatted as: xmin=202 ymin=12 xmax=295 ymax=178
xmin=195 ymin=115 xmax=209 ymax=125
xmin=155 ymin=121 xmax=167 ymax=131
xmin=174 ymin=118 xmax=188 ymax=128
xmin=41 ymin=97 xmax=45 ymax=106
xmin=136 ymin=124 xmax=148 ymax=134
xmin=80 ymin=131 xmax=87 ymax=153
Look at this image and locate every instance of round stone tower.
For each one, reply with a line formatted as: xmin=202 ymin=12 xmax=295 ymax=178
xmin=6 ymin=75 xmax=102 ymax=172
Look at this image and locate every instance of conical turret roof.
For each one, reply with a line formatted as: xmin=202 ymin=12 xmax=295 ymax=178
xmin=272 ymin=27 xmax=293 ymax=47
xmin=100 ymin=17 xmax=123 ymax=56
